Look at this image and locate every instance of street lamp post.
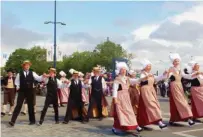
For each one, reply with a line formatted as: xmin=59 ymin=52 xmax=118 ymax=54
xmin=44 ymin=0 xmax=66 ymax=68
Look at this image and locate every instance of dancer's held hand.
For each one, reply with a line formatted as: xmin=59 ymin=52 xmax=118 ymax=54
xmin=64 ymin=80 xmax=70 ymax=84
xmin=163 ymin=70 xmax=169 ymax=76
xmin=43 ymin=73 xmax=49 ymax=78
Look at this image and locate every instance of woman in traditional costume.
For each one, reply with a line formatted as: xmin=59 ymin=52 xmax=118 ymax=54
xmin=128 ymin=70 xmax=140 ymax=115
xmin=184 ymin=61 xmax=203 ymax=119
xmin=111 ymin=62 xmax=142 ymax=135
xmin=137 ymin=59 xmax=168 ymax=129
xmin=58 ymin=71 xmax=69 ymax=106
xmin=167 ymin=53 xmax=195 ymax=126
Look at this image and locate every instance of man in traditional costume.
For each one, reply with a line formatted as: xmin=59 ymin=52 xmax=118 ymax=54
xmin=167 ymin=53 xmax=195 ymax=126
xmin=1 ymin=69 xmax=16 ymax=116
xmin=111 ymin=62 xmax=142 ymax=135
xmin=137 ymin=59 xmax=168 ymax=129
xmin=9 ymin=60 xmax=44 ymax=127
xmin=63 ymin=70 xmax=87 ymax=124
xmin=183 ymin=61 xmax=203 ymax=119
xmin=38 ymin=68 xmax=67 ymax=125
xmin=87 ymin=66 xmax=108 ymax=121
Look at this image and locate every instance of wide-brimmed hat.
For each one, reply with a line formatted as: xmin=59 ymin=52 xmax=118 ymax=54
xmin=49 ymin=68 xmax=56 ymax=73
xmin=21 ymin=60 xmax=32 ymax=66
xmin=93 ymin=67 xmax=101 ymax=72
xmin=73 ymin=70 xmax=79 ymax=74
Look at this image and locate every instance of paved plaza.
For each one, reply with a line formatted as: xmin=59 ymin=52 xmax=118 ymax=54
xmin=1 ymin=95 xmax=203 ymax=137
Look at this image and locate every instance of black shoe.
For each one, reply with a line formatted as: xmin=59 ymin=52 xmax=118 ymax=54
xmin=62 ymin=121 xmax=69 ymax=124
xmin=8 ymin=122 xmax=14 ymax=127
xmin=1 ymin=112 xmax=6 ymax=117
xmin=60 ymin=104 xmax=65 ymax=107
xmin=188 ymin=121 xmax=195 ymax=126
xmin=169 ymin=121 xmax=174 ymax=125
xmin=136 ymin=127 xmax=143 ymax=132
xmin=112 ymin=128 xmax=119 ymax=135
xmin=159 ymin=124 xmax=167 ymax=129
xmin=55 ymin=121 xmax=59 ymax=124
xmin=21 ymin=112 xmax=26 ymax=115
xmin=29 ymin=122 xmax=36 ymax=125
xmin=98 ymin=117 xmax=103 ymax=121
xmin=37 ymin=121 xmax=42 ymax=126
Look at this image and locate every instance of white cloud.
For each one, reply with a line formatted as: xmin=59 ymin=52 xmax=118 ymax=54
xmin=130 ymin=3 xmax=203 ymax=72
xmin=2 ymin=2 xmax=203 ymax=72
xmin=170 ymin=4 xmax=203 ymax=24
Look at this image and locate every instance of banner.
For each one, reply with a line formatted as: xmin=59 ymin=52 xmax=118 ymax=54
xmin=46 ymin=46 xmax=63 ymax=62
xmin=46 ymin=47 xmax=53 ymax=62
xmin=56 ymin=47 xmax=63 ymax=62
xmin=0 ymin=53 xmax=10 ymax=67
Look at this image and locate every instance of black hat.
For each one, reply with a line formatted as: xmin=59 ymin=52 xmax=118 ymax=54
xmin=7 ymin=68 xmax=14 ymax=73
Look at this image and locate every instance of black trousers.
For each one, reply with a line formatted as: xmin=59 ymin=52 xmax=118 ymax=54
xmin=64 ymin=98 xmax=84 ymax=122
xmin=40 ymin=95 xmax=59 ymax=123
xmin=88 ymin=92 xmax=102 ymax=118
xmin=11 ymin=89 xmax=35 ymax=123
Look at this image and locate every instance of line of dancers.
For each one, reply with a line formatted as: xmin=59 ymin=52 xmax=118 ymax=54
xmin=1 ymin=52 xmax=203 ymax=136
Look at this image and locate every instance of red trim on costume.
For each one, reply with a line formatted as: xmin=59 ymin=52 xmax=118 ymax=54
xmin=191 ymin=96 xmax=203 ymax=118
xmin=137 ymin=95 xmax=161 ymax=127
xmin=169 ymin=93 xmax=191 ymax=122
xmin=113 ymin=105 xmax=137 ymax=131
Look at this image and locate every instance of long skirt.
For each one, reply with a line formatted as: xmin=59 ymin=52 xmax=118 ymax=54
xmin=191 ymin=86 xmax=203 ymax=118
xmin=137 ymin=85 xmax=162 ymax=127
xmin=169 ymin=82 xmax=193 ymax=122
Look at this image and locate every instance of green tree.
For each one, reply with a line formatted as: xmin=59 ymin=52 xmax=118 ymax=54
xmin=94 ymin=40 xmax=129 ymax=71
xmin=5 ymin=46 xmax=53 ymax=74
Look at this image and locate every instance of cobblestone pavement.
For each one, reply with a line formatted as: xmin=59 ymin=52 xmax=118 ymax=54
xmin=1 ymin=95 xmax=203 ymax=137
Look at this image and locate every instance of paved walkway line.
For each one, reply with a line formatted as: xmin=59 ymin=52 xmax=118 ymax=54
xmin=173 ymin=128 xmax=203 ymax=137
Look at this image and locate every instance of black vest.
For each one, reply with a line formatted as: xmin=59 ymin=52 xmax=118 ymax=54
xmin=3 ymin=76 xmax=16 ymax=88
xmin=69 ymin=79 xmax=82 ymax=100
xmin=91 ymin=76 xmax=103 ymax=94
xmin=46 ymin=77 xmax=58 ymax=97
xmin=191 ymin=78 xmax=200 ymax=87
xmin=20 ymin=70 xmax=34 ymax=89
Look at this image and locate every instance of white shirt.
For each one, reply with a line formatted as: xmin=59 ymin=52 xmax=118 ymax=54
xmin=168 ymin=67 xmax=194 ymax=79
xmin=140 ymin=71 xmax=166 ymax=82
xmin=15 ymin=71 xmax=43 ymax=89
xmin=182 ymin=71 xmax=203 ymax=80
xmin=112 ymin=76 xmax=140 ymax=98
xmin=88 ymin=76 xmax=107 ymax=90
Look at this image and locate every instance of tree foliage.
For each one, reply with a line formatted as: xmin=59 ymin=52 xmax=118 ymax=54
xmin=5 ymin=40 xmax=132 ymax=75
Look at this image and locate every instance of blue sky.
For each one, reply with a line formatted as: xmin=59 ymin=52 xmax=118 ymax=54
xmin=1 ymin=1 xmax=203 ymax=70
xmin=1 ymin=1 xmax=192 ymax=35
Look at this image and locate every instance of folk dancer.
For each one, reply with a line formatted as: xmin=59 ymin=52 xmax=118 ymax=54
xmin=111 ymin=62 xmax=142 ymax=135
xmin=58 ymin=71 xmax=69 ymax=107
xmin=168 ymin=53 xmax=195 ymax=126
xmin=184 ymin=61 xmax=203 ymax=119
xmin=1 ymin=69 xmax=16 ymax=116
xmin=87 ymin=66 xmax=108 ymax=121
xmin=38 ymin=68 xmax=67 ymax=125
xmin=137 ymin=59 xmax=168 ymax=129
xmin=128 ymin=70 xmax=140 ymax=115
xmin=63 ymin=70 xmax=87 ymax=124
xmin=9 ymin=60 xmax=44 ymax=127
